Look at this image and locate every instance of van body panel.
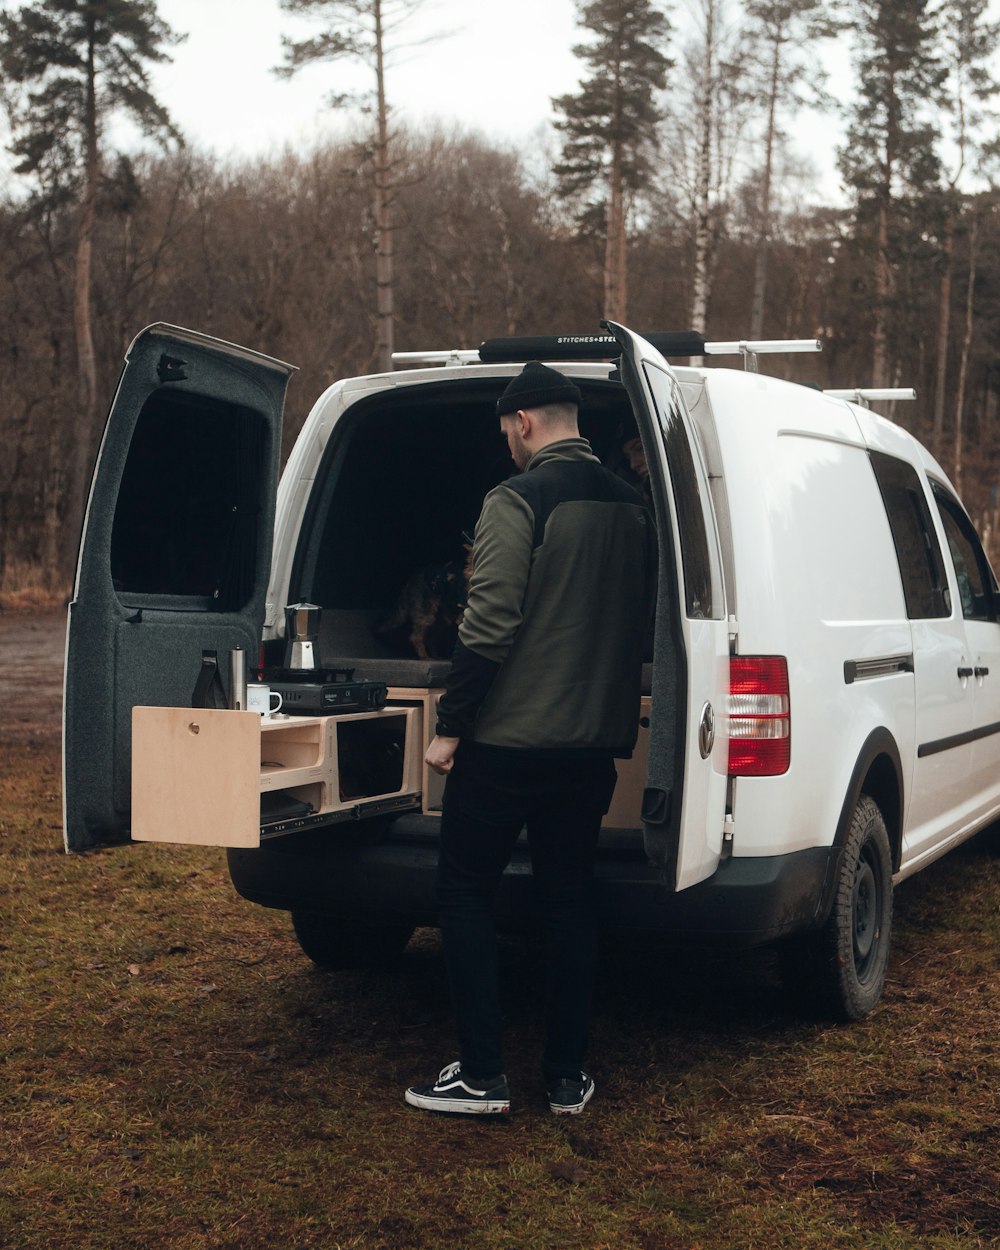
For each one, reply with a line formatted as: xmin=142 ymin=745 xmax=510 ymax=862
xmin=731 ymin=628 xmax=916 ymax=858
xmin=964 ymin=615 xmax=1000 ymax=811
xmin=903 ymin=617 xmax=977 ymax=861
xmin=699 ymin=372 xmax=916 ymax=860
xmin=923 ymin=485 xmax=1000 ymax=832
xmin=63 ymin=324 xmax=293 ymax=851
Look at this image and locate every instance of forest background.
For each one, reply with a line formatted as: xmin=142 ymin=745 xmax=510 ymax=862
xmin=2 ymin=0 xmax=1000 ymax=593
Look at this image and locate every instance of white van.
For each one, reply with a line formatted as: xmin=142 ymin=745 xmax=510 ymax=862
xmin=63 ymin=322 xmax=1000 ymax=1022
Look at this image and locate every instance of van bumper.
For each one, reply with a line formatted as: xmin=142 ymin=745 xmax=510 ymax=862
xmin=227 ymin=821 xmax=837 ymax=948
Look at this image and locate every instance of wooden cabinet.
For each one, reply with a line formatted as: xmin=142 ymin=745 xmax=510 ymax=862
xmin=130 ymin=692 xmax=650 ymax=849
xmin=382 ymin=687 xmax=651 ymax=828
xmin=131 ymin=705 xmax=421 ymax=849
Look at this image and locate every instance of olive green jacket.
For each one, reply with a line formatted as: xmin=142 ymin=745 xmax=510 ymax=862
xmin=436 ymin=438 xmax=656 ymax=755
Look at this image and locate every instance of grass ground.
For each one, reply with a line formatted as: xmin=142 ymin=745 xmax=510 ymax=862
xmin=2 ymin=730 xmax=998 ymax=1250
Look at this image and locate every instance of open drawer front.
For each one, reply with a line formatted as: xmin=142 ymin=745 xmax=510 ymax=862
xmin=131 ymin=706 xmax=422 ymax=848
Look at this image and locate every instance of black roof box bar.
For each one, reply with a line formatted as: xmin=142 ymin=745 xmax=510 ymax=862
xmin=477 ymin=332 xmax=705 ymax=362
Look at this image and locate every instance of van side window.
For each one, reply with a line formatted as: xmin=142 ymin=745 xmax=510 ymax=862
xmin=932 ymin=487 xmax=997 ymax=622
xmin=868 ymin=451 xmax=949 ymax=619
xmin=642 ymin=362 xmax=717 ymax=619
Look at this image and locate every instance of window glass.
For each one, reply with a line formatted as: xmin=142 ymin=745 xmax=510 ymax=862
xmin=868 ymin=451 xmax=949 ymax=619
xmin=933 ymin=488 xmax=995 ymax=622
xmin=642 ymin=362 xmax=717 ymax=619
xmin=110 ymin=391 xmax=266 ymax=609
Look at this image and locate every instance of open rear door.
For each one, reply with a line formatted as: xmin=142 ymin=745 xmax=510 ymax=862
xmin=605 ymin=322 xmax=730 ymax=890
xmin=63 ymin=324 xmax=294 ymax=851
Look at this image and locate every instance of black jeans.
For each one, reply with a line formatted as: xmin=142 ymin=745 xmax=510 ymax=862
xmin=435 ymin=741 xmax=617 ymax=1082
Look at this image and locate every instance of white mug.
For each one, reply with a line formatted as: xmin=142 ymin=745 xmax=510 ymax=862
xmin=247 ymin=683 xmax=282 ymax=716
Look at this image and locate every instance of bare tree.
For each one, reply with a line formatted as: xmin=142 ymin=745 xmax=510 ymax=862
xmin=668 ymin=0 xmax=748 ymax=345
xmin=0 ymin=0 xmax=182 ymax=583
xmin=277 ymin=0 xmax=431 ymax=373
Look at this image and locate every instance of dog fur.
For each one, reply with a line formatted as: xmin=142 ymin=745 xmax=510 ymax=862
xmin=375 ymin=545 xmax=474 ymax=661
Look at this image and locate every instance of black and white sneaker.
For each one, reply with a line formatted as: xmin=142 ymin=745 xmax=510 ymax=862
xmin=405 ymin=1062 xmax=511 ymax=1115
xmin=547 ymin=1072 xmax=595 ymax=1115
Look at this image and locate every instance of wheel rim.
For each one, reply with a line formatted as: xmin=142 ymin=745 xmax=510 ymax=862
xmin=853 ymin=852 xmax=879 ymax=974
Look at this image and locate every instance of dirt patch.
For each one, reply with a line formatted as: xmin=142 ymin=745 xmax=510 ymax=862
xmin=0 ymin=608 xmax=65 ymax=740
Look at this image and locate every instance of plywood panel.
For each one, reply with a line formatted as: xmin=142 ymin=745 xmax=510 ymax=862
xmin=387 ymin=688 xmax=445 ymax=813
xmin=603 ymin=697 xmax=651 ymax=829
xmin=132 ymin=706 xmax=261 ymax=847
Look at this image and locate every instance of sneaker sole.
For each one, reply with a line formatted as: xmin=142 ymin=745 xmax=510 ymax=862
xmin=405 ymin=1090 xmax=511 ymax=1115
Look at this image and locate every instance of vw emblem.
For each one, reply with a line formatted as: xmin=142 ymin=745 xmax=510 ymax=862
xmin=699 ymin=702 xmax=716 ymax=758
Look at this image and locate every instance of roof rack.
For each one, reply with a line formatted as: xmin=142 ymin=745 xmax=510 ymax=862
xmin=824 ymin=388 xmax=917 ymax=408
xmin=392 ymin=332 xmax=822 ymax=370
xmin=392 ymin=349 xmax=485 ymax=366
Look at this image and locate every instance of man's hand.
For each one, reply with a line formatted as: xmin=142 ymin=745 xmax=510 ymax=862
xmin=425 ymin=734 xmax=460 ymax=776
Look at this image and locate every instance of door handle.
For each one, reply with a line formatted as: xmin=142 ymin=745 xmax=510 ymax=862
xmin=957 ymin=666 xmax=974 ymax=679
xmin=975 ymin=666 xmax=990 ymax=678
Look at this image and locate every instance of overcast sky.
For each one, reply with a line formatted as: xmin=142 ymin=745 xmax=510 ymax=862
xmin=0 ymin=0 xmax=900 ymax=202
xmin=3 ymin=0 xmax=998 ymax=201
xmin=150 ymin=0 xmax=584 ymax=158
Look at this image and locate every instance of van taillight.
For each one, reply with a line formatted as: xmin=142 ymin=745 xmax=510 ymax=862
xmin=728 ymin=656 xmax=790 ymax=776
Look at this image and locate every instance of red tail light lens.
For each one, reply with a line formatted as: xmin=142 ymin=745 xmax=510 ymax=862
xmin=728 ymin=656 xmax=790 ymax=776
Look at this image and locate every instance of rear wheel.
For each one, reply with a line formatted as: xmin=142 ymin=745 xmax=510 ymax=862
xmin=780 ymin=795 xmax=893 ymax=1021
xmin=291 ymin=911 xmax=415 ymax=970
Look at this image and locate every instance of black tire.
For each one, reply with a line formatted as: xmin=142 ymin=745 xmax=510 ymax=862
xmin=291 ymin=911 xmax=415 ymax=970
xmin=780 ymin=795 xmax=893 ymax=1021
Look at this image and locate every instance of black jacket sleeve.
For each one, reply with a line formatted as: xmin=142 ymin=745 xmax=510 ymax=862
xmin=434 ymin=639 xmax=502 ymax=737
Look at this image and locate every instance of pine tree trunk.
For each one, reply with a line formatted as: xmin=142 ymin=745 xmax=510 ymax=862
xmin=372 ymin=0 xmax=394 ymax=373
xmin=604 ymin=140 xmax=627 ymax=320
xmin=872 ymin=190 xmax=891 ymax=389
xmin=64 ymin=26 xmax=100 ymax=586
xmin=953 ymin=212 xmax=979 ymax=496
xmin=932 ymin=201 xmax=955 ymax=459
xmin=42 ymin=421 xmax=65 ymax=592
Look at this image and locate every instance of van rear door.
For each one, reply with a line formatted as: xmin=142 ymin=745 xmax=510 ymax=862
xmin=606 ymin=322 xmax=729 ymax=890
xmin=63 ymin=324 xmax=294 ymax=851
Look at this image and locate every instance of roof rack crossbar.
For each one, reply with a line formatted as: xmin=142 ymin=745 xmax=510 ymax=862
xmin=703 ymin=339 xmax=822 ymax=355
xmin=825 ymin=388 xmax=917 ymax=408
xmin=391 ymin=349 xmax=483 ymax=366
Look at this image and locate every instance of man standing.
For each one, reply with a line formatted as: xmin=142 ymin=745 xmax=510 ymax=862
xmin=405 ymin=361 xmax=656 ymax=1116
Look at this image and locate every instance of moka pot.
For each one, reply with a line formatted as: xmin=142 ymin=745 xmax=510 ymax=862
xmin=283 ymin=602 xmax=321 ymax=671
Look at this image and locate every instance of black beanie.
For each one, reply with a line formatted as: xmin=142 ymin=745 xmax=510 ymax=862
xmin=496 ymin=361 xmax=583 ymax=416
